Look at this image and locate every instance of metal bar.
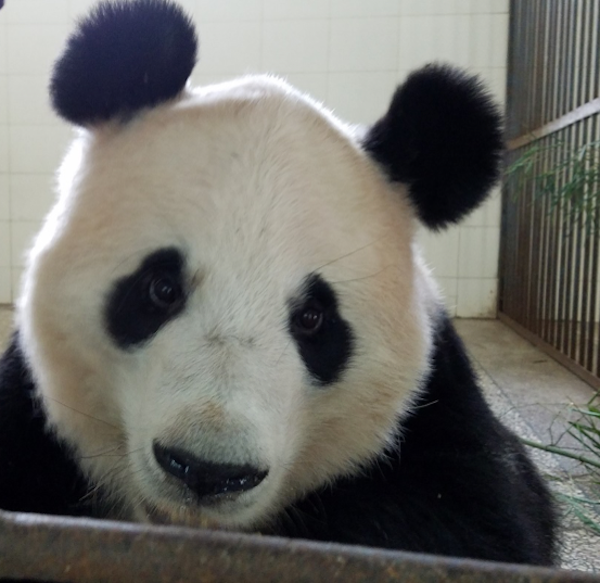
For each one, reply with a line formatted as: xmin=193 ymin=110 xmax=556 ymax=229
xmin=522 ymin=2 xmax=531 ymax=134
xmin=590 ymin=114 xmax=600 ymax=375
xmin=576 ymin=0 xmax=595 ymax=371
xmin=589 ymin=0 xmax=598 ymax=102
xmin=530 ymin=148 xmax=541 ymax=336
xmin=564 ymin=0 xmax=576 ymax=118
xmin=547 ymin=133 xmax=562 ymax=347
xmin=535 ymin=3 xmax=550 ymax=340
xmin=539 ymin=2 xmax=550 ymax=146
xmin=555 ymin=1 xmax=568 ymax=121
xmin=520 ymin=156 xmax=532 ymax=326
xmin=578 ymin=117 xmax=591 ymax=369
xmin=502 ymin=0 xmax=522 ymax=319
xmin=577 ymin=0 xmax=590 ymax=109
xmin=593 ymin=2 xmax=600 ymax=376
xmin=581 ymin=0 xmax=600 ymax=102
xmin=538 ymin=135 xmax=552 ymax=342
xmin=2 ymin=511 xmax=599 ymax=583
xmin=545 ymin=1 xmax=558 ymax=128
xmin=556 ymin=130 xmax=569 ymax=353
xmin=505 ymin=0 xmax=521 ymax=320
xmin=507 ymin=97 xmax=600 ymax=150
xmin=568 ymin=121 xmax=583 ymax=361
xmin=505 ymin=0 xmax=520 ymax=140
xmin=529 ymin=0 xmax=544 ymax=336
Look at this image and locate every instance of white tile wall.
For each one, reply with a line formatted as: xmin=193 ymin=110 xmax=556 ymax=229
xmin=0 ymin=175 xmax=9 ymax=221
xmin=10 ymin=267 xmax=22 ymax=302
xmin=7 ymin=25 xmax=68 ymax=75
xmin=331 ymin=0 xmax=399 ymax=18
xmin=330 ymin=19 xmax=399 ymax=72
xmin=0 ymin=221 xmax=9 ymax=268
xmin=327 ymin=71 xmax=398 ymax=122
xmin=4 ymin=0 xmax=69 ymax=24
xmin=0 ymin=127 xmax=7 ymax=174
xmin=195 ymin=0 xmax=262 ymax=22
xmin=9 ymin=125 xmax=72 ymax=174
xmin=10 ymin=221 xmax=38 ymax=267
xmin=417 ymin=228 xmax=460 ymax=279
xmin=0 ymin=268 xmax=10 ymax=304
xmin=10 ymin=175 xmax=56 ymax=221
xmin=0 ymin=20 xmax=6 ymax=77
xmin=456 ymin=278 xmax=498 ymax=318
xmin=8 ymin=75 xmax=57 ymax=126
xmin=198 ymin=22 xmax=262 ymax=75
xmin=263 ymin=0 xmax=326 ymax=20
xmin=0 ymin=0 xmax=509 ymax=316
xmin=458 ymin=226 xmax=500 ymax=279
xmin=0 ymin=75 xmax=7 ymax=121
xmin=262 ymin=20 xmax=330 ymax=72
xmin=436 ymin=277 xmax=458 ymax=313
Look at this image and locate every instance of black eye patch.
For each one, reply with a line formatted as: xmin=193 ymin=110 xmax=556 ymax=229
xmin=289 ymin=274 xmax=354 ymax=385
xmin=105 ymin=247 xmax=186 ymax=349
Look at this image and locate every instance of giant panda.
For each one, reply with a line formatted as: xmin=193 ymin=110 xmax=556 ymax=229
xmin=0 ymin=0 xmax=557 ymax=566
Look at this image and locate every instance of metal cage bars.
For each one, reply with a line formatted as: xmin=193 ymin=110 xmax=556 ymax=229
xmin=500 ymin=0 xmax=600 ymax=389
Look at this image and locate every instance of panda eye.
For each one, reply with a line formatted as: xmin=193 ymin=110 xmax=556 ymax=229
xmin=293 ymin=304 xmax=324 ymax=336
xmin=147 ymin=274 xmax=183 ymax=311
xmin=288 ymin=274 xmax=354 ymax=385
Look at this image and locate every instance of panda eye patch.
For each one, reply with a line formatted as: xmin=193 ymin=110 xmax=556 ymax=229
xmin=289 ymin=275 xmax=354 ymax=385
xmin=105 ymin=248 xmax=186 ymax=348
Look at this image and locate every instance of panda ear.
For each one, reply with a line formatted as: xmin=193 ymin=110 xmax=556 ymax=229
xmin=50 ymin=0 xmax=198 ymax=126
xmin=363 ymin=64 xmax=503 ymax=230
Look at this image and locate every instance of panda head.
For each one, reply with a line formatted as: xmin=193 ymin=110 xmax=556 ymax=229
xmin=19 ymin=0 xmax=502 ymax=529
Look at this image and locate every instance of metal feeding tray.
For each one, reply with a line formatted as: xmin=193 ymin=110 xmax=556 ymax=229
xmin=0 ymin=510 xmax=599 ymax=583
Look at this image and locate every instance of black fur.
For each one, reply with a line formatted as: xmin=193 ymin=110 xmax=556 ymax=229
xmin=289 ymin=275 xmax=354 ymax=385
xmin=0 ymin=334 xmax=90 ymax=516
xmin=105 ymin=247 xmax=187 ymax=348
xmin=363 ymin=65 xmax=503 ymax=230
xmin=273 ymin=315 xmax=557 ymax=565
xmin=0 ymin=317 xmax=556 ymax=565
xmin=50 ymin=0 xmax=197 ymax=125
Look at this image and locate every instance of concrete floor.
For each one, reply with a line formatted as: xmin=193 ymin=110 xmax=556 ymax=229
xmin=0 ymin=306 xmax=598 ymax=572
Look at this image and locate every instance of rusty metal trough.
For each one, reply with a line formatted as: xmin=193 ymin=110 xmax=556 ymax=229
xmin=0 ymin=510 xmax=598 ymax=583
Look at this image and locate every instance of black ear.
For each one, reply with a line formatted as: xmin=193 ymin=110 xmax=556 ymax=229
xmin=363 ymin=64 xmax=503 ymax=230
xmin=50 ymin=0 xmax=198 ymax=126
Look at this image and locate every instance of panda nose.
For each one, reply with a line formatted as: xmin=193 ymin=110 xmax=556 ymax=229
xmin=152 ymin=441 xmax=268 ymax=499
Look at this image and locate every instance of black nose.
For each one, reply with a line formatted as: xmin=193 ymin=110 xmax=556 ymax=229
xmin=153 ymin=441 xmax=268 ymax=499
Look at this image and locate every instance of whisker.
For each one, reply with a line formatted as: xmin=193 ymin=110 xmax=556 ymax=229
xmin=81 ymin=460 xmax=126 ymax=502
xmin=85 ymin=453 xmax=127 ymax=459
xmin=275 ymin=338 xmax=292 ymax=368
xmin=45 ymin=397 xmax=118 ymax=429
xmin=314 ymin=233 xmax=389 ymax=272
xmin=328 ymin=264 xmax=394 ymax=285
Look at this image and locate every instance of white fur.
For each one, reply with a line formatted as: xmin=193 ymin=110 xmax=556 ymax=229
xmin=18 ymin=76 xmax=439 ymax=529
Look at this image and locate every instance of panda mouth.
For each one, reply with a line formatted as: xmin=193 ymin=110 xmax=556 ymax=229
xmin=140 ymin=482 xmax=273 ymax=530
xmin=141 ymin=500 xmax=225 ymax=529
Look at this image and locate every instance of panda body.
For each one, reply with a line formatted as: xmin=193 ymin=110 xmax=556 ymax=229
xmin=0 ymin=0 xmax=556 ymax=566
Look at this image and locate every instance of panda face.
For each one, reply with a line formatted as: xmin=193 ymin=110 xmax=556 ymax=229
xmin=20 ymin=77 xmax=433 ymax=528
